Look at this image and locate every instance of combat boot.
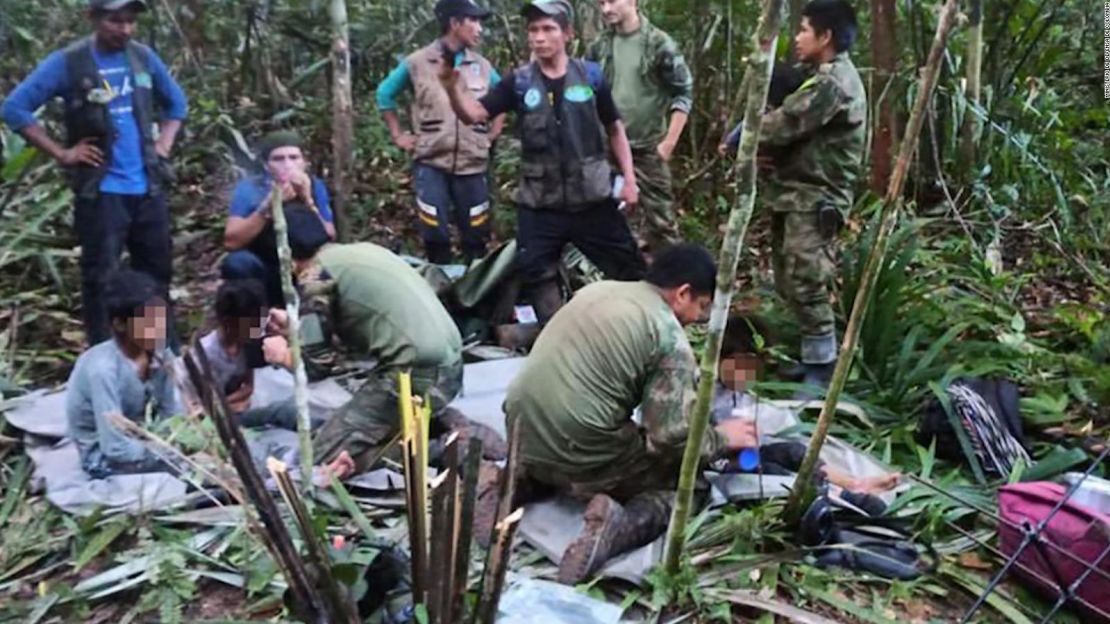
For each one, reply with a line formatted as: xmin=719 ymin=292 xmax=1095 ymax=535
xmin=557 ymin=493 xmax=670 ymax=585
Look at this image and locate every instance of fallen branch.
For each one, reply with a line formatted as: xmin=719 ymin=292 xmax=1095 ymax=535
xmin=269 ymin=458 xmax=359 ymax=624
xmin=183 ymin=345 xmax=328 ymax=622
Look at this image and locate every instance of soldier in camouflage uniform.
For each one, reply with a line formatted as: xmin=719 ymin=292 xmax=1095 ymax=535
xmin=588 ymin=0 xmax=693 ymax=251
xmin=759 ymin=0 xmax=866 ymax=391
xmin=260 ymin=206 xmax=464 ymax=477
xmin=494 ymin=245 xmax=756 ymax=584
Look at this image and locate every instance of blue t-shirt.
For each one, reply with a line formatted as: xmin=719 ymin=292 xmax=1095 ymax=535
xmin=229 ymin=174 xmax=334 ymax=224
xmin=1 ymin=42 xmax=189 ymax=195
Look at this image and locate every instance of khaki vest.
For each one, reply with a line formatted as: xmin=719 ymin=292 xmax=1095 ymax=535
xmin=406 ymin=42 xmax=494 ymax=175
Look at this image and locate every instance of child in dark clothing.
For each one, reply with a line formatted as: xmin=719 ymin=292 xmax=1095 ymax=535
xmin=181 ymin=279 xmax=301 ymax=431
xmin=715 ymin=314 xmax=900 ymax=494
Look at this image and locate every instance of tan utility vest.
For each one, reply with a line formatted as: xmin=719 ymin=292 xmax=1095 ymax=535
xmin=406 ymin=42 xmax=494 ymax=175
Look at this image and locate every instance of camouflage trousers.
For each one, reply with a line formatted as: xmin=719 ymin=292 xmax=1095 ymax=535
xmin=771 ymin=210 xmax=839 ymax=364
xmin=629 ymin=147 xmax=680 ymax=251
xmin=516 ymin=451 xmax=682 ymax=528
xmin=312 ymin=360 xmax=464 ymax=471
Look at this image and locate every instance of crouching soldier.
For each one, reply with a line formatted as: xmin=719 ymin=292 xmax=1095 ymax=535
xmin=259 ymin=206 xmax=464 ymax=478
xmin=497 ymin=244 xmax=758 ymax=584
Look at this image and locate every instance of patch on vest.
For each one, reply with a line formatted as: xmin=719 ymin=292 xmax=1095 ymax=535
xmin=135 ymin=72 xmax=153 ymax=89
xmin=524 ymin=87 xmax=542 ymax=109
xmin=565 ymin=84 xmax=594 ymax=103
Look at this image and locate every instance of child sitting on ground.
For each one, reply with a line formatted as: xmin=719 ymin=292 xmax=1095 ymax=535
xmin=67 ymin=270 xmax=181 ymax=478
xmin=715 ymin=313 xmax=900 ymax=494
xmin=182 ymin=278 xmax=304 ymax=431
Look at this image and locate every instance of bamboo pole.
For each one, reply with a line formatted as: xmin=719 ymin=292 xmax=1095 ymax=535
xmin=661 ymin=0 xmax=786 ymax=576
xmin=782 ymin=0 xmax=964 ymax=524
xmin=270 ymin=187 xmax=314 ymax=491
xmin=328 ymin=0 xmax=354 ymax=241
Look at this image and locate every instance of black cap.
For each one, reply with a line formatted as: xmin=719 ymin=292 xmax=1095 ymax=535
xmin=89 ymin=0 xmax=148 ymax=11
xmin=284 ymin=202 xmax=330 ymax=260
xmin=435 ymin=0 xmax=492 ymax=20
xmin=257 ymin=130 xmax=304 ymax=160
xmin=521 ymin=0 xmax=574 ymax=20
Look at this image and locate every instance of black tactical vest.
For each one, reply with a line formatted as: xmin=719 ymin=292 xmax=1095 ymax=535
xmin=62 ymin=37 xmax=162 ymax=199
xmin=513 ymin=60 xmax=612 ymax=211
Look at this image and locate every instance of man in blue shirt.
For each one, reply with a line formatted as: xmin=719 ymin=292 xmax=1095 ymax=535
xmin=1 ymin=0 xmax=188 ymax=345
xmin=221 ymin=131 xmax=336 ymax=306
xmin=377 ymin=0 xmax=504 ymax=264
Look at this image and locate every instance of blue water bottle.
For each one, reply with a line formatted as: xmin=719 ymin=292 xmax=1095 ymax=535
xmin=738 ymin=447 xmax=761 ymax=472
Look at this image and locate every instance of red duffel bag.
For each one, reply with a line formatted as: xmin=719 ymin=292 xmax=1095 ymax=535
xmin=998 ymin=481 xmax=1110 ymax=620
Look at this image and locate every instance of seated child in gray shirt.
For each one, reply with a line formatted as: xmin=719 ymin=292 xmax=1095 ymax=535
xmin=66 ymin=270 xmax=180 ymax=478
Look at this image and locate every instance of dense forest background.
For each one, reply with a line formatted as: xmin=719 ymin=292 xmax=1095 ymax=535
xmin=0 ymin=0 xmax=1108 ymax=621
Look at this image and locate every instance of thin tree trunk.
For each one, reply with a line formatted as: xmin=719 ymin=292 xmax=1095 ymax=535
xmin=782 ymin=0 xmax=963 ymax=525
xmin=329 ymin=0 xmax=354 ymax=241
xmin=958 ymin=0 xmax=983 ymax=169
xmin=869 ymin=0 xmax=897 ymax=193
xmin=661 ymin=0 xmax=786 ymax=576
xmin=787 ymin=0 xmax=805 ymax=54
xmin=270 ymin=188 xmax=315 ymax=491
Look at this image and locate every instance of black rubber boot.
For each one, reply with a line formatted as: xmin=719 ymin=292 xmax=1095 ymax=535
xmin=794 ymin=361 xmax=836 ymax=401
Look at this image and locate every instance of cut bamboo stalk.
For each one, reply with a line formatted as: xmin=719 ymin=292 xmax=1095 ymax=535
xmin=269 ymin=457 xmax=359 ymax=624
xmin=474 ymin=508 xmax=524 ymax=624
xmin=183 ymin=346 xmax=326 ymax=621
xmin=662 ymin=0 xmax=786 ymax=576
xmin=434 ymin=434 xmax=463 ymax=624
xmin=783 ymin=0 xmax=963 ymax=524
xmin=489 ymin=416 xmax=521 ymax=547
xmin=428 ymin=469 xmax=454 ymax=624
xmin=399 ymin=371 xmax=431 ymax=608
xmin=452 ymin=437 xmax=484 ymax=622
xmin=269 ymin=186 xmax=314 ymax=490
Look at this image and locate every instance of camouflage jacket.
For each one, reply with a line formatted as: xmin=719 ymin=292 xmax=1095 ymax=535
xmin=760 ymin=52 xmax=867 ymax=213
xmin=295 ymin=259 xmax=342 ymax=381
xmin=585 ymin=14 xmax=693 ymax=115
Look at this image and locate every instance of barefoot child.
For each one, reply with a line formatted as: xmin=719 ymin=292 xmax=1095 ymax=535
xmin=715 ymin=314 xmax=900 ymax=494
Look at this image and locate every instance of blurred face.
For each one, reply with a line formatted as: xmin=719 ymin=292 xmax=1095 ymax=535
xmin=92 ymin=9 xmax=139 ymax=51
xmin=599 ymin=0 xmax=636 ymax=26
xmin=125 ymin=302 xmax=168 ymax=352
xmin=527 ymin=17 xmax=571 ymax=62
xmin=451 ymin=16 xmax=485 ymax=47
xmin=794 ymin=17 xmax=832 ymax=64
xmin=219 ymin=314 xmax=264 ymax=355
xmin=669 ymin=285 xmax=712 ymax=326
xmin=265 ymin=146 xmax=306 ymax=184
xmin=719 ymin=353 xmax=761 ymax=391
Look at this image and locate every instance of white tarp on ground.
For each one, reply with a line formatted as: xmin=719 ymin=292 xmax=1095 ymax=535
xmin=6 ymin=356 xmax=899 ymax=586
